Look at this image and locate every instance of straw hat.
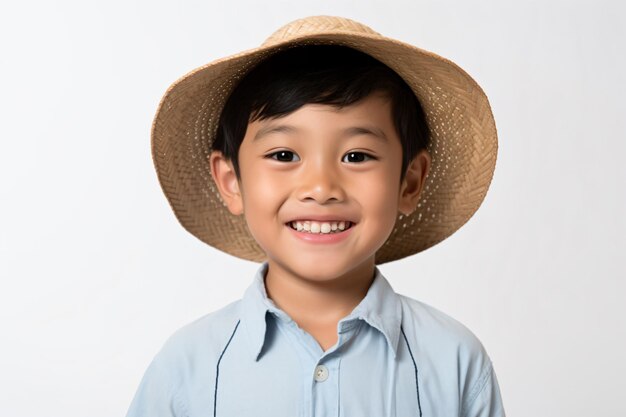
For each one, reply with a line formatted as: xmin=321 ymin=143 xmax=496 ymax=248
xmin=151 ymin=15 xmax=498 ymax=264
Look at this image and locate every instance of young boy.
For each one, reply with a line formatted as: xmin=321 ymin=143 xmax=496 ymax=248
xmin=127 ymin=16 xmax=505 ymax=417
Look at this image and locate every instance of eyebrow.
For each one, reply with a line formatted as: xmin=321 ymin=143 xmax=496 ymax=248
xmin=253 ymin=124 xmax=388 ymax=143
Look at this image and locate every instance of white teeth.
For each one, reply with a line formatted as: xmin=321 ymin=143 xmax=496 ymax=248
xmin=289 ymin=220 xmax=352 ymax=234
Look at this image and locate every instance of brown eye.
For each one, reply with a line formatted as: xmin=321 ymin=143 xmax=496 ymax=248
xmin=342 ymin=152 xmax=374 ymax=163
xmin=268 ymin=151 xmax=300 ymax=162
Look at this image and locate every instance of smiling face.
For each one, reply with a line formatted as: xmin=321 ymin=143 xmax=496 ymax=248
xmin=209 ymin=91 xmax=430 ymax=286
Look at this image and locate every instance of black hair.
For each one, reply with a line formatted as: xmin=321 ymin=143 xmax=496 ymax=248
xmin=211 ymin=44 xmax=430 ymax=184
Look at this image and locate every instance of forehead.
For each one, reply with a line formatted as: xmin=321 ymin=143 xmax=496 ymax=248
xmin=245 ymin=92 xmax=395 ymax=143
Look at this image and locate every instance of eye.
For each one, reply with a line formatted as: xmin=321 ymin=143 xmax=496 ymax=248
xmin=342 ymin=152 xmax=375 ymax=163
xmin=267 ymin=150 xmax=300 ymax=162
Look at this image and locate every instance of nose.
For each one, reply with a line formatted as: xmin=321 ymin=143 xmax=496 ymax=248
xmin=295 ymin=157 xmax=346 ymax=204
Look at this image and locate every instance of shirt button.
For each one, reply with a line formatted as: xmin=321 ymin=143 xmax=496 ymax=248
xmin=314 ymin=364 xmax=329 ymax=382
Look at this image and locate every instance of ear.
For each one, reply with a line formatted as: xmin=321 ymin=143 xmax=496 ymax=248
xmin=398 ymin=149 xmax=432 ymax=216
xmin=208 ymin=151 xmax=244 ymax=216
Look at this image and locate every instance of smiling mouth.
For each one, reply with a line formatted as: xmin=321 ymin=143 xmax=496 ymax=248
xmin=287 ymin=220 xmax=354 ymax=234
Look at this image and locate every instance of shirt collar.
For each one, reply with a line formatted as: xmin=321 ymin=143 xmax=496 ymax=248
xmin=240 ymin=261 xmax=403 ymax=361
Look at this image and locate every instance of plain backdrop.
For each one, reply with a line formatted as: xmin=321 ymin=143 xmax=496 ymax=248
xmin=1 ymin=1 xmax=625 ymax=416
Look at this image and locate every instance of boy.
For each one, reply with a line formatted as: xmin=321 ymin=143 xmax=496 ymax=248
xmin=127 ymin=15 xmax=505 ymax=417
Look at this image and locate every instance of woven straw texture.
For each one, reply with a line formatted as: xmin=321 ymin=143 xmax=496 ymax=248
xmin=151 ymin=15 xmax=498 ymax=264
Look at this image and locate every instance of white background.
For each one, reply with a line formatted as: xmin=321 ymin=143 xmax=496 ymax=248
xmin=1 ymin=1 xmax=625 ymax=416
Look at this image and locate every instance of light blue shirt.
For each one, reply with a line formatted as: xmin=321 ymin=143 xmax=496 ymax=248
xmin=126 ymin=261 xmax=505 ymax=417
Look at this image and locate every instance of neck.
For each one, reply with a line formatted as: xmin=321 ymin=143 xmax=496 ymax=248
xmin=263 ymin=259 xmax=376 ymax=328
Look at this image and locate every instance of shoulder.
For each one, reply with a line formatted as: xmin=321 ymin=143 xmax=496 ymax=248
xmin=397 ymin=295 xmax=491 ymax=381
xmin=126 ymin=300 xmax=244 ymax=416
xmin=398 ymin=294 xmax=502 ymax=414
xmin=398 ymin=293 xmax=487 ymax=358
xmin=150 ymin=299 xmax=243 ymax=379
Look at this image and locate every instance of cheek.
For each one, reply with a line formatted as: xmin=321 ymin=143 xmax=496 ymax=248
xmin=357 ymin=171 xmax=401 ymax=230
xmin=239 ymin=166 xmax=284 ymax=220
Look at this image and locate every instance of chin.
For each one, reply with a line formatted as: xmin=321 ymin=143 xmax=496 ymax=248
xmin=283 ymin=257 xmax=366 ymax=282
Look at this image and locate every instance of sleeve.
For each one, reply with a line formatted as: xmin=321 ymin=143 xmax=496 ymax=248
xmin=461 ymin=359 xmax=506 ymax=417
xmin=125 ymin=349 xmax=188 ymax=417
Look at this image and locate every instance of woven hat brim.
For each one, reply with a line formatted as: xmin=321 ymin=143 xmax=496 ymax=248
xmin=151 ymin=30 xmax=498 ymax=264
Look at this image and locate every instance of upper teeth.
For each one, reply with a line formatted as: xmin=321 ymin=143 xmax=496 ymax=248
xmin=290 ymin=221 xmax=351 ymax=234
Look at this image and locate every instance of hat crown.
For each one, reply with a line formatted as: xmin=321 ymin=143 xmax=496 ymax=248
xmin=262 ymin=15 xmax=381 ymax=47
